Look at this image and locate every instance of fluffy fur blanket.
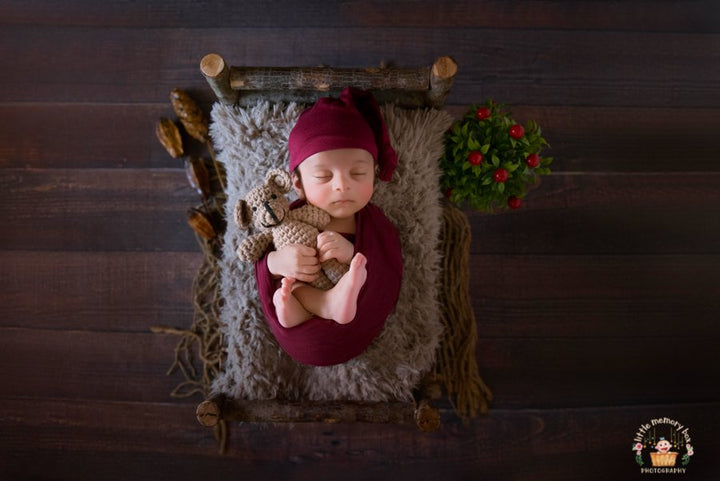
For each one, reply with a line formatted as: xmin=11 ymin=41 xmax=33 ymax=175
xmin=209 ymin=101 xmax=452 ymax=402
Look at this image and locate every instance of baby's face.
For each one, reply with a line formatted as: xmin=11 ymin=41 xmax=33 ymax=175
xmin=294 ymin=148 xmax=375 ymax=220
xmin=656 ymin=440 xmax=671 ymax=453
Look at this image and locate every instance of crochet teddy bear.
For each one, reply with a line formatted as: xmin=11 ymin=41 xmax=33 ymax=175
xmin=234 ymin=168 xmax=348 ymax=290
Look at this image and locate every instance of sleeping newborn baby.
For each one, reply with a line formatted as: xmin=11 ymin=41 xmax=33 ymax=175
xmin=255 ymin=87 xmax=403 ymax=366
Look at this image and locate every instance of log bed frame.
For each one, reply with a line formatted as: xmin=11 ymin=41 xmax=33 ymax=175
xmin=195 ymin=53 xmax=458 ymax=435
xmin=200 ymin=53 xmax=458 ymax=107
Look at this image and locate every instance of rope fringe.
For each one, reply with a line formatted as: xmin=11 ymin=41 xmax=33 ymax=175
xmin=150 ymin=231 xmax=226 ymax=401
xmin=435 ymin=201 xmax=493 ymax=419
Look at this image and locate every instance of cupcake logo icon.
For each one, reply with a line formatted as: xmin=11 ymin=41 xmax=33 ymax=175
xmin=632 ymin=417 xmax=694 ymax=474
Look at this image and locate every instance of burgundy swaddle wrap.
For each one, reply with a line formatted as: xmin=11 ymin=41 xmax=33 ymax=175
xmin=255 ymin=202 xmax=402 ymax=366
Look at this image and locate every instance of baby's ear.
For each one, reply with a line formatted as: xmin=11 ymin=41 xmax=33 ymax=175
xmin=265 ymin=169 xmax=293 ymax=193
xmin=233 ymin=199 xmax=253 ymax=229
xmin=292 ymin=171 xmax=305 ymax=199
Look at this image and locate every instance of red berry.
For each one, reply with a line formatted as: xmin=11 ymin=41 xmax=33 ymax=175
xmin=526 ymin=153 xmax=540 ymax=168
xmin=509 ymin=124 xmax=525 ymax=139
xmin=475 ymin=107 xmax=491 ymax=120
xmin=508 ymin=196 xmax=522 ymax=209
xmin=493 ymin=168 xmax=509 ymax=183
xmin=468 ymin=151 xmax=483 ymax=165
xmin=444 ymin=188 xmax=453 ymax=199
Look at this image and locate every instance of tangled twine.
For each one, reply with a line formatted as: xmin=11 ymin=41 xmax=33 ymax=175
xmin=151 ymin=235 xmax=224 ymax=398
xmin=434 ymin=200 xmax=493 ymax=419
xmin=150 ymin=232 xmax=228 ymax=452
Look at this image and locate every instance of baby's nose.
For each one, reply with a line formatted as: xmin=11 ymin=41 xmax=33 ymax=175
xmin=333 ymin=174 xmax=351 ymax=190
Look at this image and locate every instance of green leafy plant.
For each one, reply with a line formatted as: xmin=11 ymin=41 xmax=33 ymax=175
xmin=440 ymin=101 xmax=552 ymax=211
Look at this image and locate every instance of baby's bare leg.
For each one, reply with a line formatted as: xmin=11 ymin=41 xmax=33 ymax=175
xmin=273 ymin=278 xmax=313 ymax=328
xmin=292 ymin=253 xmax=368 ymax=324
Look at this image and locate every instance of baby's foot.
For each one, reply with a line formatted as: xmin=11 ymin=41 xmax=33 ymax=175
xmin=273 ymin=278 xmax=311 ymax=328
xmin=327 ymin=253 xmax=368 ymax=324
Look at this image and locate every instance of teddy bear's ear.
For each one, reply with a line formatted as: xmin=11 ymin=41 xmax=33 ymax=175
xmin=265 ymin=169 xmax=293 ymax=193
xmin=233 ymin=199 xmax=253 ymax=229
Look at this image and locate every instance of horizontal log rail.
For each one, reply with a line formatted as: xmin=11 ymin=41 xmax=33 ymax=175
xmin=200 ymin=53 xmax=457 ymax=108
xmin=197 ymin=395 xmax=441 ymax=432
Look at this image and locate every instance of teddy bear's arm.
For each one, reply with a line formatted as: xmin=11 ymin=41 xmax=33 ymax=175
xmin=291 ymin=204 xmax=331 ymax=229
xmin=236 ymin=232 xmax=274 ymax=262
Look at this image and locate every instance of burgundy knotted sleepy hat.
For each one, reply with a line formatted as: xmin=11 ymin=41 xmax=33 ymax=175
xmin=288 ymin=87 xmax=398 ymax=181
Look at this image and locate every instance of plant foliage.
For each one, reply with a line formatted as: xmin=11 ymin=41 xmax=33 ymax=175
xmin=440 ymin=101 xmax=552 ymax=211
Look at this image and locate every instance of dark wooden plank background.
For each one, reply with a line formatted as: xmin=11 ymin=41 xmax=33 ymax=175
xmin=1 ymin=1 xmax=719 ymax=480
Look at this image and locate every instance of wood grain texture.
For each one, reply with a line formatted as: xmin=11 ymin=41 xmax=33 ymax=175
xmin=466 ymin=172 xmax=720 ymax=254
xmin=3 ymin=251 xmax=716 ymax=338
xmin=2 ymin=170 xmax=718 ymax=252
xmin=469 ymin=254 xmax=720 ymax=338
xmin=1 ymin=399 xmax=717 ymax=481
xmin=2 ymin=327 xmax=717 ymax=408
xmin=0 ymin=169 xmax=720 ymax=254
xmin=3 ymin=0 xmax=719 ymax=32
xmin=0 ymin=169 xmax=199 ymax=251
xmin=0 ymin=251 xmax=200 ymax=330
xmin=1 ymin=1 xmax=719 ymax=479
xmin=2 ymin=26 xmax=718 ymax=107
xmin=3 ymin=104 xmax=720 ymax=171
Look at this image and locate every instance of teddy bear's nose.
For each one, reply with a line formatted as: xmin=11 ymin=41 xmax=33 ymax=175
xmin=263 ymin=201 xmax=281 ymax=225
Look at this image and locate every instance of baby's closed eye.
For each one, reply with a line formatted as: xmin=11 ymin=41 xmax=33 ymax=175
xmin=313 ymin=172 xmax=332 ymax=181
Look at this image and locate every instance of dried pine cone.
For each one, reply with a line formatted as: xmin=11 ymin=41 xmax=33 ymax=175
xmin=170 ymin=88 xmax=209 ymax=142
xmin=187 ymin=207 xmax=216 ymax=240
xmin=155 ymin=117 xmax=184 ymax=158
xmin=184 ymin=156 xmax=211 ymax=198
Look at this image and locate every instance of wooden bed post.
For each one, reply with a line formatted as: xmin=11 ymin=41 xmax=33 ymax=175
xmin=200 ymin=53 xmax=238 ymax=105
xmin=196 ymin=396 xmax=223 ymax=427
xmin=428 ymin=56 xmax=458 ymax=108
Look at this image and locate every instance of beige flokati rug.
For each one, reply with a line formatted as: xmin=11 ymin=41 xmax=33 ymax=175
xmin=209 ymin=101 xmax=452 ymax=402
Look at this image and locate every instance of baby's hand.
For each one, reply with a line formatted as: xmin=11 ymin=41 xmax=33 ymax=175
xmin=317 ymin=231 xmax=354 ymax=264
xmin=267 ymin=244 xmax=320 ymax=283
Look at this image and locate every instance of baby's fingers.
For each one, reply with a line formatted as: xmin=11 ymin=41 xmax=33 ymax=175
xmin=318 ymin=249 xmax=336 ymax=263
xmin=295 ymin=244 xmax=318 ymax=257
xmin=293 ymin=271 xmax=320 ymax=283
